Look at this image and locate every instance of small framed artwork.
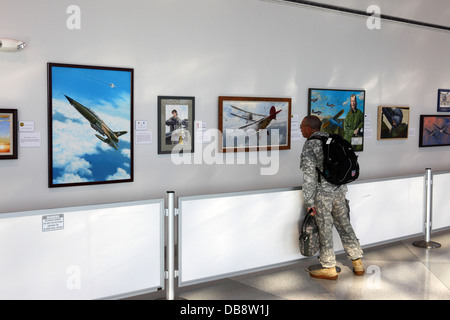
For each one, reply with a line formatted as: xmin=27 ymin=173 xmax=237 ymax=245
xmin=308 ymin=88 xmax=365 ymax=151
xmin=47 ymin=62 xmax=134 ymax=188
xmin=437 ymin=89 xmax=450 ymax=112
xmin=157 ymin=96 xmax=195 ymax=154
xmin=0 ymin=108 xmax=18 ymax=160
xmin=419 ymin=115 xmax=450 ymax=147
xmin=377 ymin=106 xmax=410 ymax=140
xmin=219 ymin=96 xmax=291 ymax=152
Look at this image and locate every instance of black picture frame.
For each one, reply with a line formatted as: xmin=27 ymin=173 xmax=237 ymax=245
xmin=0 ymin=108 xmax=18 ymax=160
xmin=437 ymin=89 xmax=450 ymax=112
xmin=47 ymin=62 xmax=134 ymax=187
xmin=308 ymin=88 xmax=366 ymax=152
xmin=419 ymin=115 xmax=450 ymax=147
xmin=157 ymin=96 xmax=195 ymax=154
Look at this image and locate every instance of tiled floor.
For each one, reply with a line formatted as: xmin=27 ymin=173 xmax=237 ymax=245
xmin=126 ymin=229 xmax=450 ymax=300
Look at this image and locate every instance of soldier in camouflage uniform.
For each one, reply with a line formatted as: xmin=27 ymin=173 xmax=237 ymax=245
xmin=300 ymin=115 xmax=364 ymax=280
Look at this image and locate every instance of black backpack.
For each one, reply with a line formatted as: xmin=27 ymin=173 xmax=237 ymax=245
xmin=308 ymin=134 xmax=359 ymax=186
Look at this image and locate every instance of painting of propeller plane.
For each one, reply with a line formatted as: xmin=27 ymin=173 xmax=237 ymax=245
xmin=48 ymin=63 xmax=134 ymax=187
xmin=308 ymin=88 xmax=365 ymax=152
xmin=419 ymin=115 xmax=450 ymax=147
xmin=219 ymin=96 xmax=291 ymax=152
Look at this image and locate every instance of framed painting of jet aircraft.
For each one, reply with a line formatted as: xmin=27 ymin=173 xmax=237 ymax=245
xmin=377 ymin=106 xmax=410 ymax=140
xmin=0 ymin=108 xmax=18 ymax=160
xmin=419 ymin=115 xmax=450 ymax=147
xmin=308 ymin=88 xmax=365 ymax=151
xmin=47 ymin=63 xmax=134 ymax=188
xmin=157 ymin=96 xmax=195 ymax=154
xmin=219 ymin=96 xmax=291 ymax=153
xmin=437 ymin=89 xmax=450 ymax=112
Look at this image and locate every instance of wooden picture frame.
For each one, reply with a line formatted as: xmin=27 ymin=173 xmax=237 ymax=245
xmin=0 ymin=108 xmax=18 ymax=160
xmin=157 ymin=96 xmax=195 ymax=154
xmin=218 ymin=96 xmax=291 ymax=153
xmin=47 ymin=62 xmax=134 ymax=187
xmin=308 ymin=88 xmax=365 ymax=151
xmin=377 ymin=106 xmax=410 ymax=140
xmin=419 ymin=115 xmax=450 ymax=147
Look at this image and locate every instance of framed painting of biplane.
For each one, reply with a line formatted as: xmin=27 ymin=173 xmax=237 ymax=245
xmin=419 ymin=115 xmax=450 ymax=147
xmin=157 ymin=96 xmax=195 ymax=154
xmin=308 ymin=88 xmax=365 ymax=151
xmin=218 ymin=96 xmax=291 ymax=153
xmin=47 ymin=62 xmax=134 ymax=188
xmin=0 ymin=108 xmax=18 ymax=160
xmin=377 ymin=106 xmax=410 ymax=140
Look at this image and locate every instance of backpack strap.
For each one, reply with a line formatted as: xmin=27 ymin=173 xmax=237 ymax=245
xmin=306 ymin=135 xmax=326 ymax=184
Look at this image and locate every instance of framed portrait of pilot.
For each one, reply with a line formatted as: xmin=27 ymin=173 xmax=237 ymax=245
xmin=157 ymin=96 xmax=195 ymax=154
xmin=308 ymin=88 xmax=365 ymax=152
xmin=47 ymin=63 xmax=134 ymax=188
xmin=377 ymin=106 xmax=410 ymax=140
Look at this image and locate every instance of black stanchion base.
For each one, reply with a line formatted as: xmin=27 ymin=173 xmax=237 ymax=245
xmin=412 ymin=240 xmax=441 ymax=249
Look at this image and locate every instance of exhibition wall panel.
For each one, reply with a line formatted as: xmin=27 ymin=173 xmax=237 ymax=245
xmin=178 ymin=173 xmax=433 ymax=287
xmin=0 ymin=200 xmax=164 ymax=300
xmin=178 ymin=188 xmax=303 ymax=285
xmin=432 ymin=171 xmax=450 ymax=230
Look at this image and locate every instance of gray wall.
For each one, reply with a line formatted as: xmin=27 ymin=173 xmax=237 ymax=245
xmin=1 ymin=0 xmax=449 ymax=213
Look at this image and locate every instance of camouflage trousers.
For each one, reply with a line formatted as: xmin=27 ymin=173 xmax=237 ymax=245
xmin=314 ymin=188 xmax=363 ymax=268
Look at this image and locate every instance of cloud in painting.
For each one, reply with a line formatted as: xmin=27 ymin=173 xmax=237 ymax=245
xmin=52 ymin=97 xmax=131 ymax=184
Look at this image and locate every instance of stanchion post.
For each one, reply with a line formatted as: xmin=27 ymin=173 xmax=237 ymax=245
xmin=413 ymin=168 xmax=441 ymax=249
xmin=166 ymin=191 xmax=176 ymax=300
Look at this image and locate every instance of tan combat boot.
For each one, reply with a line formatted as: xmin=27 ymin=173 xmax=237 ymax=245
xmin=310 ymin=267 xmax=338 ymax=280
xmin=352 ymin=259 xmax=364 ymax=276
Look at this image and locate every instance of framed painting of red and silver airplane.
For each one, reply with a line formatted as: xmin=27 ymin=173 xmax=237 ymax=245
xmin=419 ymin=115 xmax=450 ymax=147
xmin=308 ymin=88 xmax=366 ymax=151
xmin=0 ymin=108 xmax=18 ymax=160
xmin=218 ymin=96 xmax=291 ymax=153
xmin=437 ymin=89 xmax=450 ymax=112
xmin=47 ymin=63 xmax=134 ymax=188
xmin=157 ymin=96 xmax=195 ymax=154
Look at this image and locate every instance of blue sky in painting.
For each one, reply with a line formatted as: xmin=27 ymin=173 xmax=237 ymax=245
xmin=310 ymin=89 xmax=365 ymax=119
xmin=50 ymin=65 xmax=132 ymax=185
xmin=0 ymin=115 xmax=11 ymax=144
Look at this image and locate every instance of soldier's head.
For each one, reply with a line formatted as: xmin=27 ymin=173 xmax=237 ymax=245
xmin=301 ymin=115 xmax=321 ymax=139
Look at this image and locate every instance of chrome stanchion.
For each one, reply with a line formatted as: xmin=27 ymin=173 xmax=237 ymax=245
xmin=161 ymin=191 xmax=186 ymax=300
xmin=413 ymin=168 xmax=441 ymax=249
xmin=166 ymin=191 xmax=176 ymax=300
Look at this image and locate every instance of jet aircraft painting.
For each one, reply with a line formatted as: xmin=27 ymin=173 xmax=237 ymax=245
xmin=65 ymin=95 xmax=127 ymax=150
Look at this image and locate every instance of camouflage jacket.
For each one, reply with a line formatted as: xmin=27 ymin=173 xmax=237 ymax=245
xmin=300 ymin=131 xmax=347 ymax=208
